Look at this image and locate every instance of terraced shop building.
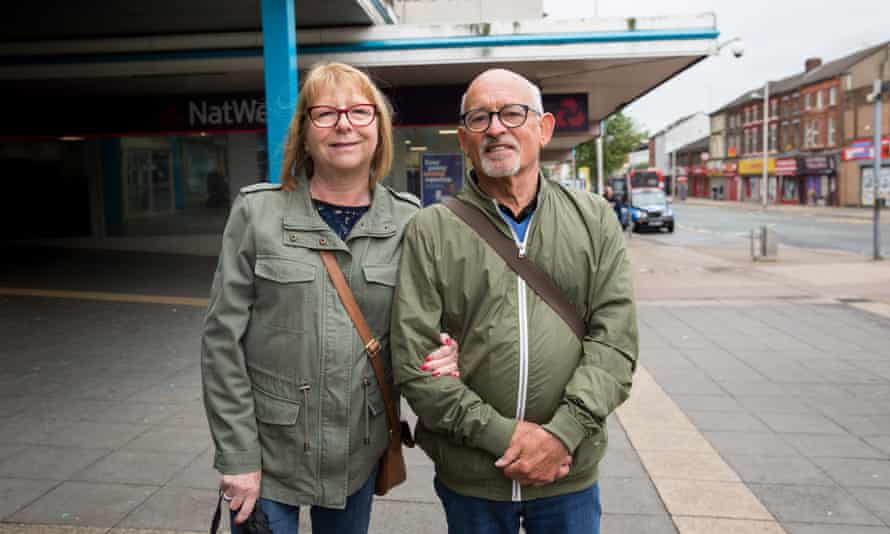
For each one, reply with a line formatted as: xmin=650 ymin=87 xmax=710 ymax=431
xmin=0 ymin=0 xmax=719 ymax=252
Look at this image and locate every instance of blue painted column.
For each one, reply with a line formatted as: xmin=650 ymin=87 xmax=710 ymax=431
xmin=261 ymin=0 xmax=298 ymax=183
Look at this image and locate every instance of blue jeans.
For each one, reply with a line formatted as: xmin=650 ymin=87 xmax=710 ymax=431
xmin=434 ymin=478 xmax=601 ymax=534
xmin=231 ymin=469 xmax=376 ymax=534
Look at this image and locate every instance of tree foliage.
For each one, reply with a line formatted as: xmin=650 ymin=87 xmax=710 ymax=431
xmin=575 ymin=112 xmax=648 ymax=179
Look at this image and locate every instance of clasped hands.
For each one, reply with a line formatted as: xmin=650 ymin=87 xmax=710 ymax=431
xmin=494 ymin=420 xmax=572 ymax=487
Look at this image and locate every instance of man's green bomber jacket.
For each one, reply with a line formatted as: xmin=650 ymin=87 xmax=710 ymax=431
xmin=391 ymin=175 xmax=639 ymax=502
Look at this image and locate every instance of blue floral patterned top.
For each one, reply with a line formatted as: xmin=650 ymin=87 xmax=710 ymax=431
xmin=313 ymin=199 xmax=370 ymax=241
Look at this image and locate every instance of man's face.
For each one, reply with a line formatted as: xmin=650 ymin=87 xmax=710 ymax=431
xmin=457 ymin=72 xmax=555 ymax=181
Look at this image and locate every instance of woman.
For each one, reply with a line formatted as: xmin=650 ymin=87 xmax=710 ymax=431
xmin=201 ymin=62 xmax=458 ymax=534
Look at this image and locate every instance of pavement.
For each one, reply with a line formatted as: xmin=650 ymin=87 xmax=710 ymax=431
xmin=1 ymin=229 xmax=889 ymax=534
xmin=679 ymin=197 xmax=881 ymax=221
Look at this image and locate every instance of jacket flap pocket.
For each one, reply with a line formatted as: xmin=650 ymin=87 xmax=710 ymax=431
xmin=363 ymin=264 xmax=397 ymax=287
xmin=253 ymin=387 xmax=300 ymax=425
xmin=366 ymin=377 xmax=385 ymax=416
xmin=255 ymin=258 xmax=316 ymax=284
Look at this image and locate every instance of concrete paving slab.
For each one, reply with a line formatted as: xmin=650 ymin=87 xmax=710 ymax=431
xmin=701 ymin=431 xmax=799 ymax=457
xmin=784 ymin=525 xmax=890 ymax=534
xmin=782 ymin=434 xmax=886 ymax=459
xmin=684 ymin=410 xmax=772 ymax=432
xmin=8 ymin=482 xmax=157 ymax=527
xmin=673 ymin=517 xmax=787 ymax=534
xmin=0 ymin=479 xmax=60 ymax=520
xmin=116 ymin=487 xmax=218 ymax=532
xmin=165 ymin=450 xmax=217 ymax=491
xmin=364 ymin=500 xmax=447 ymax=534
xmin=637 ymin=450 xmax=741 ymax=482
xmin=720 ymin=453 xmax=835 ymax=486
xmin=0 ymin=525 xmax=109 ymax=534
xmin=671 ymin=394 xmax=746 ymax=413
xmin=810 ymin=457 xmax=890 ymax=488
xmin=736 ymin=395 xmax=815 ymax=414
xmin=846 ymin=486 xmax=890 ymax=524
xmin=119 ymin=427 xmax=211 ymax=455
xmin=602 ymin=514 xmax=678 ymax=533
xmin=748 ymin=483 xmax=884 ymax=526
xmin=0 ymin=447 xmax=111 ymax=481
xmin=599 ymin=448 xmax=650 ymax=479
xmin=655 ymin=479 xmax=774 ymax=520
xmin=598 ymin=476 xmax=668 ymax=516
xmin=758 ymin=412 xmax=849 ymax=435
xmin=863 ymin=436 xmax=890 ymax=456
xmin=70 ymin=451 xmax=198 ymax=487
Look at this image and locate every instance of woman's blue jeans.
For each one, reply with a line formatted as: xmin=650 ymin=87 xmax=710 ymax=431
xmin=231 ymin=469 xmax=376 ymax=534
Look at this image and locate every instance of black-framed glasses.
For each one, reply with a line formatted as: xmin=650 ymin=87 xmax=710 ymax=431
xmin=307 ymin=104 xmax=377 ymax=128
xmin=460 ymin=104 xmax=540 ymax=133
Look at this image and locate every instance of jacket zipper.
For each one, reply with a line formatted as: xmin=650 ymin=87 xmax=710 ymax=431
xmin=362 ymin=378 xmax=371 ymax=445
xmin=493 ymin=201 xmax=533 ymax=502
xmin=299 ymin=383 xmax=312 ymax=452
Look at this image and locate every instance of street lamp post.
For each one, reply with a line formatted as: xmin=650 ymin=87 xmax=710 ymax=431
xmin=596 ymin=120 xmax=605 ymax=194
xmin=761 ymin=80 xmax=769 ymax=210
xmin=871 ymin=79 xmax=884 ymax=260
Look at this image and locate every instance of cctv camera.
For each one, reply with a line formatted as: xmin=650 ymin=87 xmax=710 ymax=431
xmin=731 ymin=39 xmax=745 ymax=58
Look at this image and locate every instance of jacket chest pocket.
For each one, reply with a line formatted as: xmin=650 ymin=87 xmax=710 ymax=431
xmin=253 ymin=257 xmax=317 ymax=333
xmin=361 ymin=264 xmax=398 ymax=335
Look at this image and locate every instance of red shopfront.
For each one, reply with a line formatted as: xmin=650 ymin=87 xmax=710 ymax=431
xmin=776 ymin=157 xmax=800 ymax=204
xmin=690 ymin=164 xmax=709 ymax=198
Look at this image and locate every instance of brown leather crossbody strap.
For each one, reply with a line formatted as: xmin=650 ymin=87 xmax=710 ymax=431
xmin=442 ymin=198 xmax=586 ymax=340
xmin=319 ymin=251 xmax=401 ymax=441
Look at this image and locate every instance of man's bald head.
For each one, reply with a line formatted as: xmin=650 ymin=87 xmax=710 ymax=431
xmin=460 ymin=69 xmax=543 ymax=115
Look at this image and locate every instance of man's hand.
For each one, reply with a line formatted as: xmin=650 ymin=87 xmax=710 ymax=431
xmin=494 ymin=421 xmax=572 ymax=486
xmin=220 ymin=470 xmax=261 ymax=524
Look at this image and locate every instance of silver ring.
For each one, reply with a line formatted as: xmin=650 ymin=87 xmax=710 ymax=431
xmin=222 ymin=493 xmax=233 ymax=502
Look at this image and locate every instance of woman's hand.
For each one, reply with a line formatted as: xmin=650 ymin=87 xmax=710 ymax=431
xmin=220 ymin=470 xmax=261 ymax=524
xmin=420 ymin=333 xmax=460 ymax=377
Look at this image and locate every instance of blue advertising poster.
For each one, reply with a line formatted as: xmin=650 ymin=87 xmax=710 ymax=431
xmin=421 ymin=153 xmax=464 ymax=206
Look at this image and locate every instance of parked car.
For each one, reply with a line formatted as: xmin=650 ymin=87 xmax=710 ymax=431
xmin=629 ymin=187 xmax=674 ymax=232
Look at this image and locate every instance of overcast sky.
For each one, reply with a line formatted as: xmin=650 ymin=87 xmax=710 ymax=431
xmin=542 ymin=0 xmax=890 ymax=135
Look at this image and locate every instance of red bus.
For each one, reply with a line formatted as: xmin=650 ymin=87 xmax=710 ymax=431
xmin=628 ymin=168 xmax=665 ymax=190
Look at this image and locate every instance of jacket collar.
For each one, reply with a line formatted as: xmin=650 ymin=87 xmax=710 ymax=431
xmin=456 ymin=169 xmax=550 ymax=234
xmin=282 ymin=179 xmax=397 ymax=247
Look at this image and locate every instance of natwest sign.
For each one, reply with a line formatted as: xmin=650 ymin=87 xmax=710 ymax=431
xmin=843 ymin=136 xmax=890 ymax=161
xmin=187 ymin=97 xmax=266 ymax=129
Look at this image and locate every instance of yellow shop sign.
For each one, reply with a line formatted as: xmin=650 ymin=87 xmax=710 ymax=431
xmin=738 ymin=157 xmax=775 ymax=175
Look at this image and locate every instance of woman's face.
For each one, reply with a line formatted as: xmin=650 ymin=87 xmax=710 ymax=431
xmin=304 ymin=82 xmax=379 ymax=181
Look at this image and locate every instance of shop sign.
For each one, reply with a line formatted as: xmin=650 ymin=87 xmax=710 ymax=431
xmin=689 ymin=164 xmax=708 ymax=176
xmin=843 ymin=136 xmax=890 ymax=161
xmin=542 ymin=93 xmax=589 ymax=133
xmin=186 ymin=97 xmax=266 ymax=129
xmin=861 ymin=165 xmax=890 ymax=206
xmin=421 ymin=153 xmax=464 ymax=206
xmin=738 ymin=157 xmax=775 ymax=175
xmin=799 ymin=156 xmax=835 ymax=174
xmin=775 ymin=158 xmax=798 ymax=176
xmin=723 ymin=162 xmax=738 ymax=175
xmin=706 ymin=160 xmax=723 ymax=176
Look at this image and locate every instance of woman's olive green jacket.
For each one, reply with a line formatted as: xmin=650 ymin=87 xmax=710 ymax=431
xmin=201 ymin=180 xmax=420 ymax=509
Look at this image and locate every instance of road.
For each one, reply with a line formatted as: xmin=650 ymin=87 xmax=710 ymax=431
xmin=641 ymin=202 xmax=890 ymax=257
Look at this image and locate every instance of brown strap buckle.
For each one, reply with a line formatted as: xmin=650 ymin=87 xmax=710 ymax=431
xmin=365 ymin=338 xmax=381 ymax=356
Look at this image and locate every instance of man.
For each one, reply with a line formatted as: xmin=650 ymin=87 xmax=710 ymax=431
xmin=391 ymin=69 xmax=638 ymax=534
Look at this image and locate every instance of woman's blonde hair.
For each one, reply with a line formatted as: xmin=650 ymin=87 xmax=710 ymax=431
xmin=278 ymin=62 xmax=394 ymax=190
